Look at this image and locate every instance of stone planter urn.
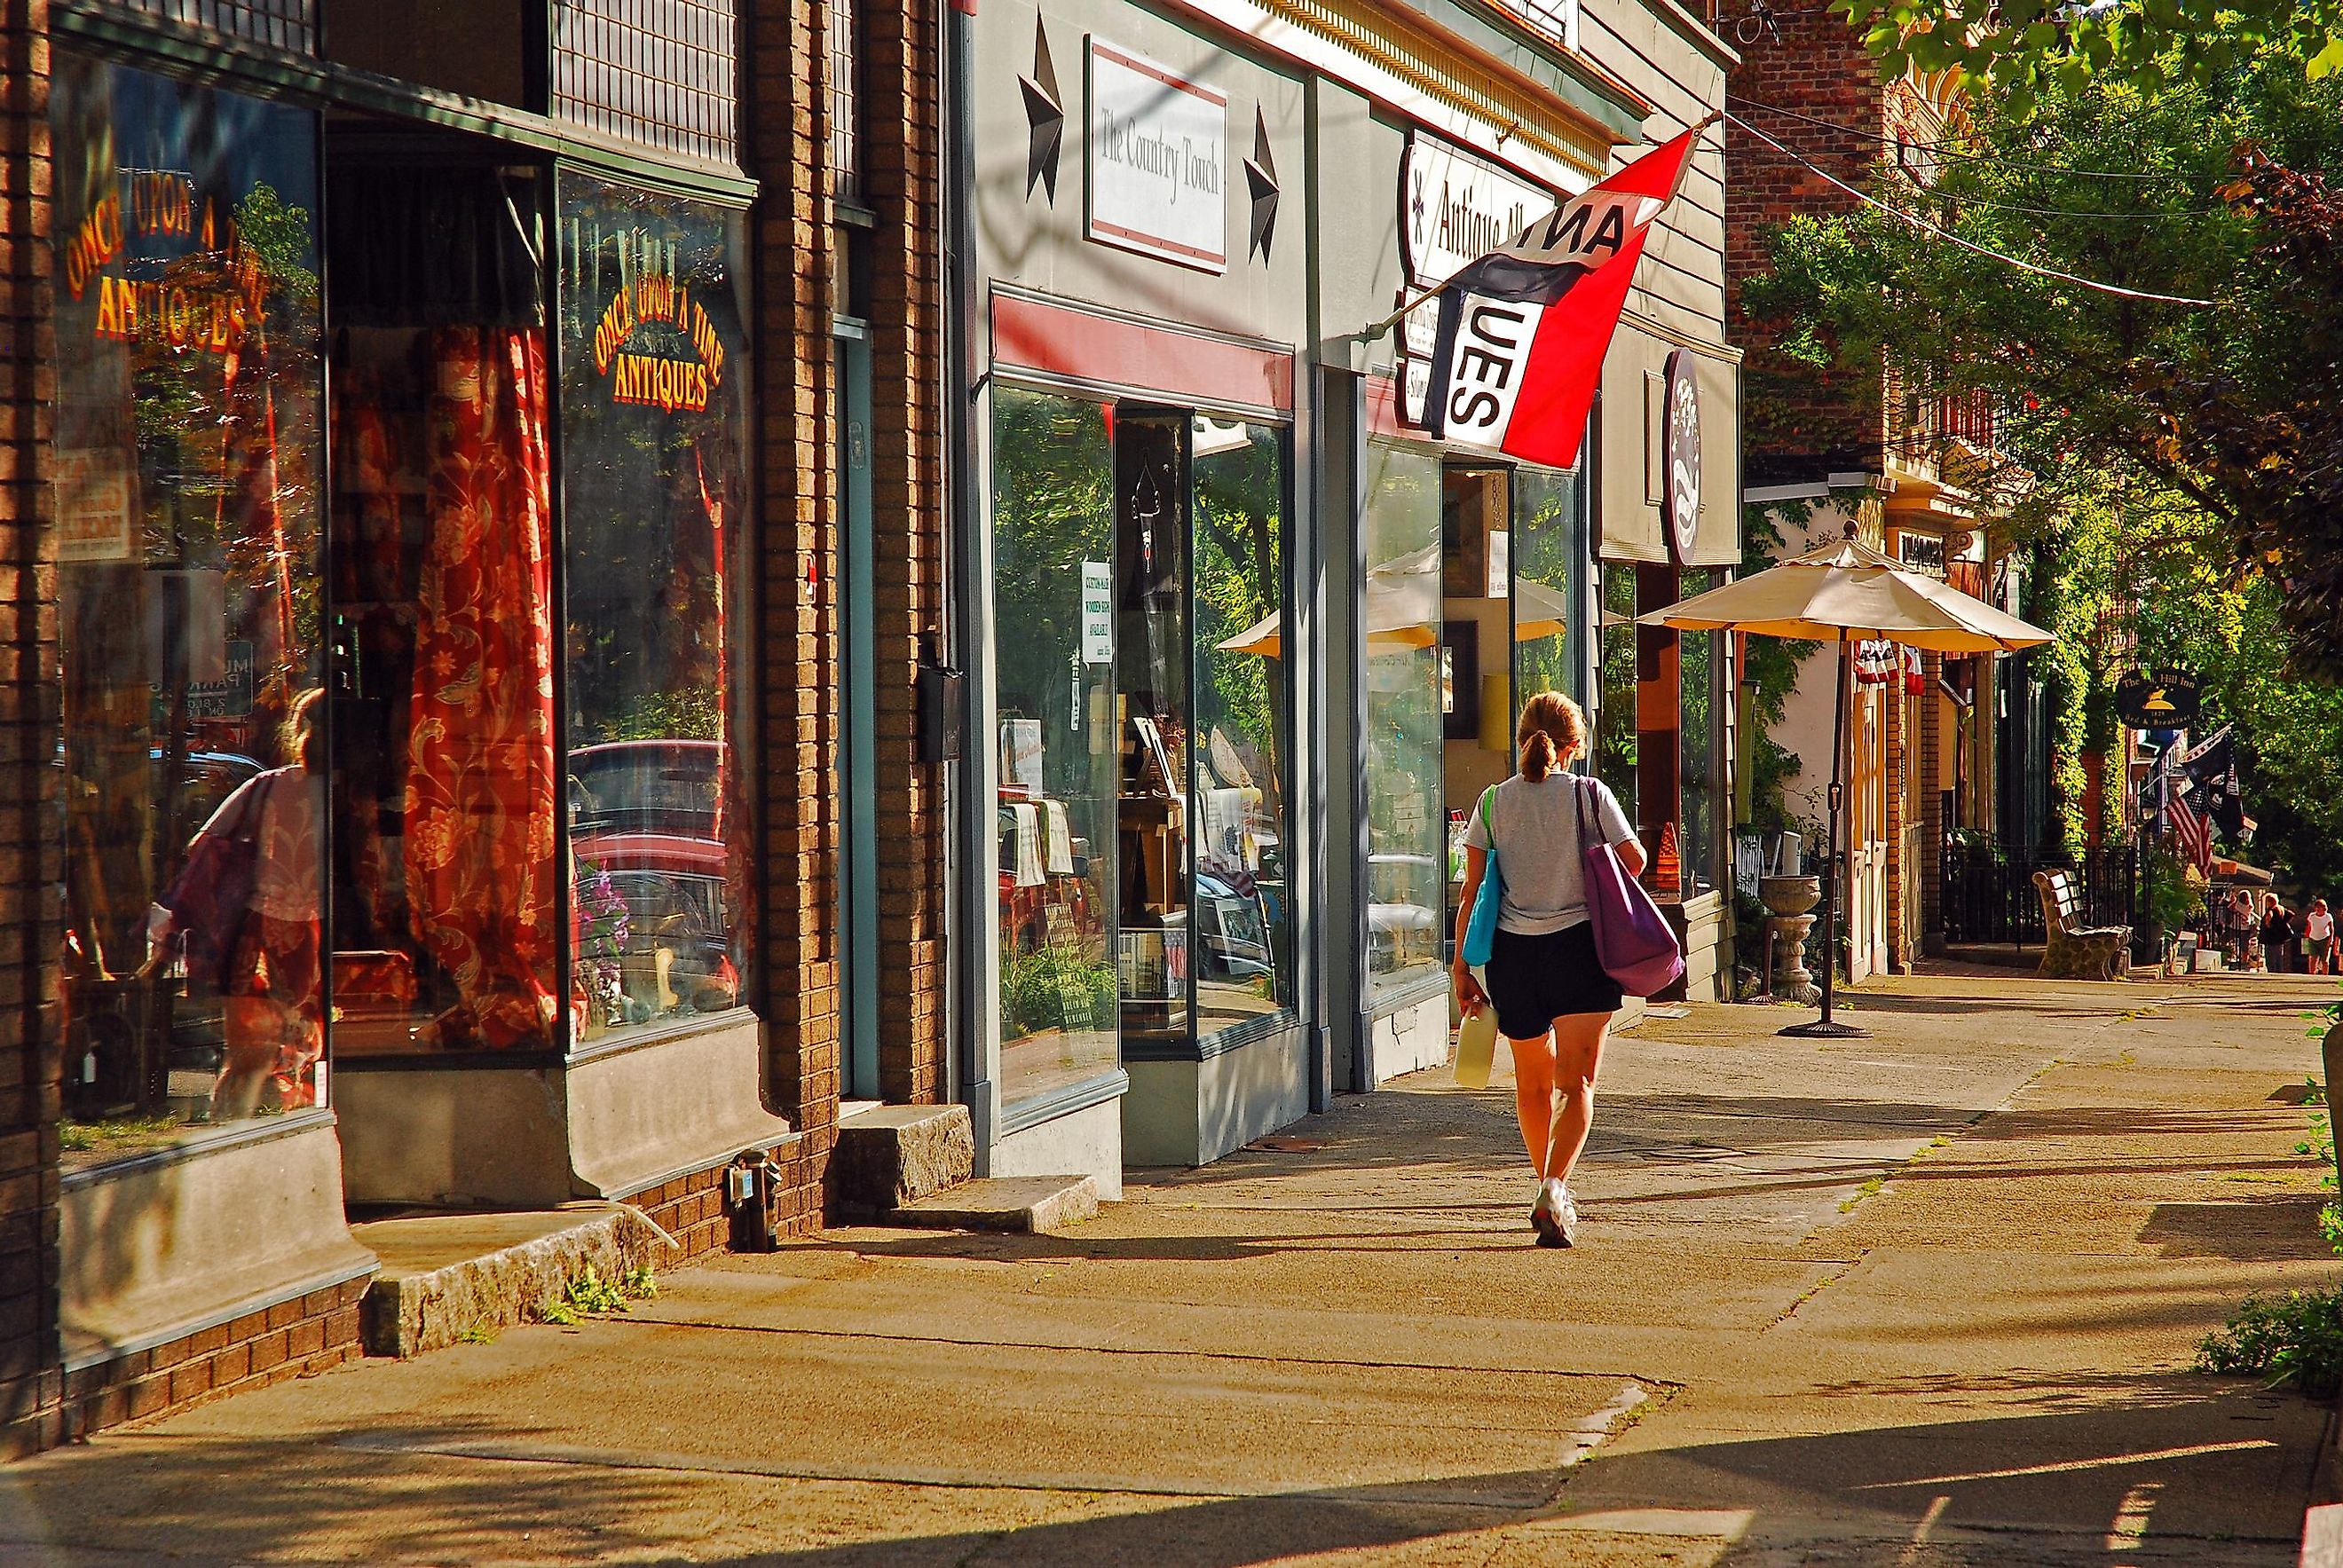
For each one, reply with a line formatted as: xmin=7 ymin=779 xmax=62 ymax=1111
xmin=1759 ymin=874 xmax=1822 ymax=1005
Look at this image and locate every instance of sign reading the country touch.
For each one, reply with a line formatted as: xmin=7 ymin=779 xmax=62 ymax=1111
xmin=2115 ymin=666 xmax=2201 ymax=729
xmin=1085 ymin=40 xmax=1227 ymax=273
xmin=1663 ymin=348 xmax=1701 ymax=560
xmin=1397 ymin=133 xmax=1557 ymax=427
xmin=591 ymin=267 xmax=728 ymax=414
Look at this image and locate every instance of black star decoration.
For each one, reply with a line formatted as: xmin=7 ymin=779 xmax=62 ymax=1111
xmin=1245 ymin=110 xmax=1280 ymax=262
xmin=1021 ymin=21 xmax=1064 ymax=203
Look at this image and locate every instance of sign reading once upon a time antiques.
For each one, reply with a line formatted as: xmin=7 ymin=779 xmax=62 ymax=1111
xmin=1086 ymin=40 xmax=1227 ymax=272
xmin=591 ymin=267 xmax=729 ymax=414
xmin=1396 ymin=132 xmax=1557 ymax=428
xmin=2114 ymin=666 xmax=2202 ymax=729
xmin=1662 ymin=348 xmax=1701 ymax=560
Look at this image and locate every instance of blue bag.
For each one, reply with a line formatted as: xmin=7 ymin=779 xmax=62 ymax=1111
xmin=1462 ymin=786 xmax=1504 ymax=968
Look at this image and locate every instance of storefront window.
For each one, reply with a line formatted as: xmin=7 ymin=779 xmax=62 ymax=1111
xmin=1680 ymin=568 xmax=1720 ymax=894
xmin=991 ymin=388 xmax=1121 ymax=1106
xmin=1596 ymin=564 xmax=1638 ymax=820
xmin=326 ymin=160 xmax=564 ymax=1056
xmin=1511 ymin=466 xmax=1583 ymax=711
xmin=52 ymin=59 xmax=327 ymax=1162
xmin=1362 ymin=442 xmax=1442 ymax=997
xmin=1190 ymin=419 xmax=1293 ymax=1042
xmin=557 ymin=174 xmax=755 ymax=1046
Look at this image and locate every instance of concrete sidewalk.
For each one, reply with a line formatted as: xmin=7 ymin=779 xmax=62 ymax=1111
xmin=2 ymin=968 xmax=2338 ymax=1565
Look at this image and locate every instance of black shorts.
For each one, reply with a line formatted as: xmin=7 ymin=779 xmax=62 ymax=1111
xmin=1484 ymin=922 xmax=1623 ymax=1040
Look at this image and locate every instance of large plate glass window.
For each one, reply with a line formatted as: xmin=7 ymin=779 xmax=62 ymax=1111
xmin=1361 ymin=442 xmax=1442 ymax=996
xmin=1596 ymin=563 xmax=1638 ymax=822
xmin=1511 ymin=466 xmax=1583 ymax=711
xmin=990 ymin=389 xmax=1122 ymax=1107
xmin=556 ymin=174 xmax=756 ymax=1045
xmin=52 ymin=60 xmax=326 ymax=1163
xmin=1678 ymin=567 xmax=1721 ymax=895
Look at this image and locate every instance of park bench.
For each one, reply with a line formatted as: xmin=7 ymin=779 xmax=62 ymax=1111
xmin=2031 ymin=868 xmax=2131 ymax=981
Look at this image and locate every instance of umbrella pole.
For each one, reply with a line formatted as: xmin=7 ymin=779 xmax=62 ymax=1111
xmin=1782 ymin=633 xmax=1869 ymax=1039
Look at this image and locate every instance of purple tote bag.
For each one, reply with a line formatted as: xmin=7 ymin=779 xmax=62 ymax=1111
xmin=1574 ymin=778 xmax=1685 ymax=997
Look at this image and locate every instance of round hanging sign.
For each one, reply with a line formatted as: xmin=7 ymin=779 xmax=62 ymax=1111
xmin=1664 ymin=348 xmax=1701 ymax=563
xmin=2113 ymin=666 xmax=2201 ymax=728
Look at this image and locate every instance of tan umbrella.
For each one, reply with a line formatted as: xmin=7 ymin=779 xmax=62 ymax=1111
xmin=1216 ymin=565 xmax=1441 ymax=658
xmin=1639 ymin=527 xmax=2055 ymax=1036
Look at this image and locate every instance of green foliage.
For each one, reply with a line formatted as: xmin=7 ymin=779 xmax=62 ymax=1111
xmin=58 ymin=1115 xmax=180 ymax=1156
xmin=2020 ymin=538 xmax=2089 ymax=858
xmin=2198 ymin=1287 xmax=2343 ymax=1397
xmin=1739 ymin=502 xmax=1818 ymax=835
xmin=2140 ymin=844 xmax=2208 ymax=930
xmin=999 ymin=943 xmax=1117 ymax=1040
xmin=1830 ymin=0 xmax=2343 ymax=121
xmin=538 ymin=1264 xmax=657 ymax=1327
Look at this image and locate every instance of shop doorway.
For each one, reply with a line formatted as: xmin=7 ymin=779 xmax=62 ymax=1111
xmin=837 ymin=331 xmax=880 ymax=1100
xmin=1440 ymin=465 xmax=1513 ymax=952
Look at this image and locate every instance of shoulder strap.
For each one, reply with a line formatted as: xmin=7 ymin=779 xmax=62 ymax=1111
xmin=1573 ymin=772 xmax=1591 ymax=840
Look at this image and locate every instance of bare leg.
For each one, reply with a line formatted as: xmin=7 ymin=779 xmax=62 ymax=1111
xmin=1509 ymin=1030 xmax=1559 ymax=1178
xmin=1542 ymin=1011 xmax=1610 ymax=1186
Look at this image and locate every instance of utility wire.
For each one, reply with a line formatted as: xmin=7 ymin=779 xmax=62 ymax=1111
xmin=1728 ymin=94 xmax=2188 ymax=182
xmin=1724 ymin=109 xmax=2223 ymax=307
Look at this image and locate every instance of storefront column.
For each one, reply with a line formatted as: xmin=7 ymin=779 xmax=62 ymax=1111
xmin=1636 ymin=563 xmax=1681 ymax=886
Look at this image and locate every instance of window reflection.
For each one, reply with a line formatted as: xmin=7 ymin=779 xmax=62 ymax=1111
xmin=52 ymin=59 xmax=327 ymax=1165
xmin=1512 ymin=465 xmax=1582 ymax=711
xmin=1597 ymin=564 xmax=1638 ymax=823
xmin=1190 ymin=418 xmax=1291 ymax=1042
xmin=990 ymin=389 xmax=1121 ymax=1104
xmin=1362 ymin=443 xmax=1442 ymax=993
xmin=557 ymin=175 xmax=754 ymax=1045
xmin=1680 ymin=568 xmax=1720 ymax=895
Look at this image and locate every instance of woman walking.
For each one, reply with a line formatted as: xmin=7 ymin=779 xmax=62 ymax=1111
xmin=2307 ymin=897 xmax=2335 ymax=976
xmin=1451 ymin=691 xmax=1645 ymax=1249
xmin=2263 ymin=894 xmax=2300 ymax=975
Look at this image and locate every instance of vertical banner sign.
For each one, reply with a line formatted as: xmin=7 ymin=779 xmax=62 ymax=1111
xmin=1085 ymin=40 xmax=1227 ymax=273
xmin=1662 ymin=347 xmax=1701 ymax=562
xmin=1081 ymin=560 xmax=1114 ymax=664
xmin=1395 ymin=133 xmax=1558 ymax=429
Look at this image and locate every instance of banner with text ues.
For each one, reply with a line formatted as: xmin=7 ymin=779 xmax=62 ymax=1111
xmin=1421 ymin=126 xmax=1702 ymax=469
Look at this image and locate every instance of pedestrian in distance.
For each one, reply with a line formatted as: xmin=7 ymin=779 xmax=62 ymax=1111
xmin=2263 ymin=893 xmax=2299 ymax=975
xmin=1450 ymin=690 xmax=1645 ymax=1249
xmin=2308 ymin=897 xmax=2336 ymax=976
xmin=2236 ymin=887 xmax=2265 ymax=971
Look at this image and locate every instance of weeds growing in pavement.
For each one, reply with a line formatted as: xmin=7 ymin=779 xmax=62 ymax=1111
xmin=2289 ymin=1077 xmax=2343 ymax=1250
xmin=539 ymin=1264 xmax=659 ymax=1326
xmin=2198 ymin=1288 xmax=2343 ymax=1399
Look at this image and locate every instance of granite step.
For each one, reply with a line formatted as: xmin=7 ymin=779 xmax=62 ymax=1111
xmin=352 ymin=1204 xmax=667 ymax=1359
xmin=833 ymin=1103 xmax=976 ymax=1217
xmin=884 ymin=1175 xmax=1099 ymax=1234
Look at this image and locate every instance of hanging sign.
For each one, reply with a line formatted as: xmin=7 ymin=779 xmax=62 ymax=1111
xmin=1662 ymin=348 xmax=1701 ymax=561
xmin=2114 ymin=666 xmax=2200 ymax=728
xmin=54 ymin=447 xmax=135 ymax=563
xmin=1395 ymin=132 xmax=1556 ymax=428
xmin=1085 ymin=40 xmax=1227 ymax=273
xmin=591 ymin=267 xmax=729 ymax=414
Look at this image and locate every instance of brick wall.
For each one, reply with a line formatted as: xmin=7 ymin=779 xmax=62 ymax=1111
xmin=1723 ymin=10 xmax=1885 ymax=479
xmin=747 ymin=0 xmax=842 ymax=1231
xmin=0 ymin=0 xmax=61 ymax=1466
xmin=59 ymin=1278 xmax=365 ymax=1441
xmin=859 ymin=0 xmax=947 ymax=1107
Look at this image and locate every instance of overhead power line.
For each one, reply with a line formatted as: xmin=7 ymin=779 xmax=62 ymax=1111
xmin=1724 ymin=109 xmax=2223 ymax=307
xmin=1727 ymin=94 xmax=2188 ymax=182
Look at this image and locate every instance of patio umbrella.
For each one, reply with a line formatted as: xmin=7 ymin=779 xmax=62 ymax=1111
xmin=1640 ymin=527 xmax=2055 ymax=1036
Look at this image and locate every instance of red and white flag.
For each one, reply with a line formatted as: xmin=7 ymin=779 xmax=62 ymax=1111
xmin=1421 ymin=123 xmax=1706 ymax=468
xmin=2170 ymin=792 xmax=2213 ymax=874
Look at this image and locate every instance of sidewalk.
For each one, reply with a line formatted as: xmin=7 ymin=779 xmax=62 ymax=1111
xmin=2 ymin=968 xmax=2337 ymax=1565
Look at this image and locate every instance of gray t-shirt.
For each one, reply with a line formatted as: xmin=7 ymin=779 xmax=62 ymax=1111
xmin=1463 ymin=773 xmax=1637 ymax=934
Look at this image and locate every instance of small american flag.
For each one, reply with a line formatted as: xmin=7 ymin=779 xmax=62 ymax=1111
xmin=2170 ymin=792 xmax=2213 ymax=873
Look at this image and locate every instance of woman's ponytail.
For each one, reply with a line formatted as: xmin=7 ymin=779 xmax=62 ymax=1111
xmin=1513 ymin=689 xmax=1588 ymax=783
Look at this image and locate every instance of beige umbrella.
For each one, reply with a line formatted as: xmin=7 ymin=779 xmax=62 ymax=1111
xmin=1639 ymin=528 xmax=2055 ymax=1036
xmin=1216 ymin=566 xmax=1441 ymax=658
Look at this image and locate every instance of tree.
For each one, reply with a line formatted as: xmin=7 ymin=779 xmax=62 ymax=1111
xmin=1742 ymin=51 xmax=2343 ymax=671
xmin=1828 ymin=0 xmax=2343 ymax=119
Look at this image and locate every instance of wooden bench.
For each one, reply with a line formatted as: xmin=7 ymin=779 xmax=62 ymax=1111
xmin=2032 ymin=869 xmax=2131 ymax=981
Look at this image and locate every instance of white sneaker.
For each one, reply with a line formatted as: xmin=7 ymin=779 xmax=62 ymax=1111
xmin=1533 ymin=1178 xmax=1571 ymax=1248
xmin=1550 ymin=1181 xmax=1580 ymax=1248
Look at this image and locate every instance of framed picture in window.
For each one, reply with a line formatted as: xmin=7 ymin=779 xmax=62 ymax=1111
xmin=1441 ymin=624 xmax=1480 ymax=740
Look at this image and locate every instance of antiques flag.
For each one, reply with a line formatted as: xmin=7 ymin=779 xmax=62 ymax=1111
xmin=1420 ymin=122 xmax=1706 ymax=468
xmin=2181 ymin=725 xmax=2247 ymax=841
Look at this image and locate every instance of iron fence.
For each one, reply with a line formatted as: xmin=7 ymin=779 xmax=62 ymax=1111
xmin=1940 ymin=842 xmax=2139 ymax=947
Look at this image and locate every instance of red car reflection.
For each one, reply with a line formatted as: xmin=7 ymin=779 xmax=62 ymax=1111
xmin=568 ymin=740 xmax=739 ymax=1021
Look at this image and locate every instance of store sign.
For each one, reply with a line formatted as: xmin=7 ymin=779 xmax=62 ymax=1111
xmin=1086 ymin=40 xmax=1227 ymax=273
xmin=1898 ymin=532 xmax=1947 ymax=574
xmin=55 ymin=448 xmax=135 ymax=563
xmin=1663 ymin=349 xmax=1701 ymax=560
xmin=590 ymin=268 xmax=729 ymax=414
xmin=65 ymin=172 xmax=272 ymax=358
xmin=2115 ymin=666 xmax=2201 ymax=728
xmin=1081 ymin=560 xmax=1113 ymax=665
xmin=1395 ymin=133 xmax=1556 ymax=428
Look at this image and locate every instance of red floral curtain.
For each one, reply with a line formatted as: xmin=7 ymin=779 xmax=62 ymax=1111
xmin=406 ymin=327 xmax=559 ymax=1048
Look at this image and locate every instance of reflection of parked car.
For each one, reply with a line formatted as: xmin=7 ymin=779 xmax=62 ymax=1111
xmin=568 ymin=740 xmax=738 ymax=1016
xmin=1195 ymin=865 xmax=1274 ymax=981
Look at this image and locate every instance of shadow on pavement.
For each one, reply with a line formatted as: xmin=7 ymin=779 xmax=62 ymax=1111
xmin=2140 ymin=1196 xmax=2338 ymax=1261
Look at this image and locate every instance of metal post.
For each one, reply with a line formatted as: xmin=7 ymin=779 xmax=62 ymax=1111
xmin=1781 ymin=634 xmax=1869 ymax=1038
